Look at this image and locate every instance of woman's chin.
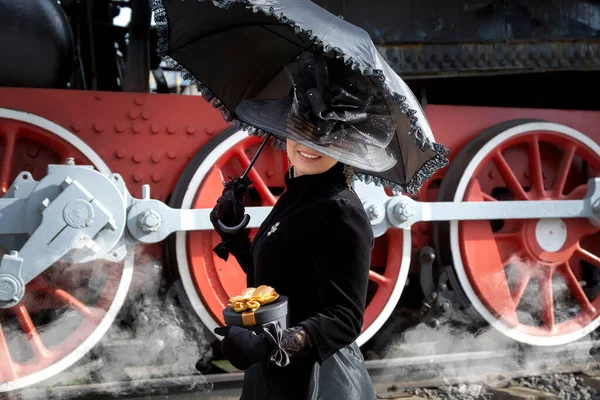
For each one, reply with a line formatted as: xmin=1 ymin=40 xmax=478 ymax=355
xmin=295 ymin=162 xmax=333 ymax=176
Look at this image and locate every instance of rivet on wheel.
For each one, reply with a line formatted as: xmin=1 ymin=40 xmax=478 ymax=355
xmin=93 ymin=123 xmax=105 ymax=133
xmin=71 ymin=121 xmax=83 ymax=132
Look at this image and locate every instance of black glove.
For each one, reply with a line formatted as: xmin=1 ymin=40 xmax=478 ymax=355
xmin=210 ymin=177 xmax=251 ymax=260
xmin=214 ymin=323 xmax=314 ymax=370
xmin=214 ymin=326 xmax=273 ymax=370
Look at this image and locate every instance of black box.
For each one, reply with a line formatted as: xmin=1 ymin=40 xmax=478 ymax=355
xmin=223 ymin=295 xmax=289 ymax=334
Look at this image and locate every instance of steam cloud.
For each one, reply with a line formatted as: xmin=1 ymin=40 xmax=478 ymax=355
xmin=8 ymin=244 xmax=214 ymax=399
xmin=369 ymin=256 xmax=598 ymax=396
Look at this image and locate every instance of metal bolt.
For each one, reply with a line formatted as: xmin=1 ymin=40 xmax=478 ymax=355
xmin=115 ymin=150 xmax=125 ymax=159
xmin=138 ymin=209 xmax=162 ymax=233
xmin=0 ymin=277 xmax=18 ymax=302
xmin=393 ymin=201 xmax=413 ymax=223
xmin=151 ymin=124 xmax=161 ymax=134
xmin=128 ymin=110 xmax=139 ymax=120
xmin=27 ymin=147 xmax=39 ymax=158
xmin=186 ymin=126 xmax=197 ymax=135
xmin=142 ymin=111 xmax=151 ymax=120
xmin=151 ymin=154 xmax=161 ymax=163
xmin=488 ymin=170 xmax=495 ymax=179
xmin=134 ymin=96 xmax=145 ymax=106
xmin=366 ymin=204 xmax=382 ymax=222
xmin=65 ymin=157 xmax=75 ymax=165
xmin=132 ymin=124 xmax=142 ymax=133
xmin=440 ymin=300 xmax=451 ymax=313
xmin=167 ymin=125 xmax=177 ymax=135
xmin=115 ymin=123 xmax=125 ymax=133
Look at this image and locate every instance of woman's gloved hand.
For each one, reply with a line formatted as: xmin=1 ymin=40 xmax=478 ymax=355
xmin=214 ymin=326 xmax=273 ymax=370
xmin=210 ymin=178 xmax=249 ymax=237
xmin=210 ymin=177 xmax=251 ymax=260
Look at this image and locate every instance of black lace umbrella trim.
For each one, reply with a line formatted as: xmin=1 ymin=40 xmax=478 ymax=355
xmin=151 ymin=0 xmax=449 ymax=194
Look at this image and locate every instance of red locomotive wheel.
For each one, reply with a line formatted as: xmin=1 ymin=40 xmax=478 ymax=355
xmin=436 ymin=120 xmax=600 ymax=346
xmin=169 ymin=127 xmax=410 ymax=346
xmin=0 ymin=109 xmax=133 ymax=392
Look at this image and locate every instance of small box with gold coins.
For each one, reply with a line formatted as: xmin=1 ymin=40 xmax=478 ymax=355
xmin=222 ymin=285 xmax=288 ymax=334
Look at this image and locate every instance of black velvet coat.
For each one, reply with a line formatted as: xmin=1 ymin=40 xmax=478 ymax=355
xmin=227 ymin=163 xmax=377 ymax=400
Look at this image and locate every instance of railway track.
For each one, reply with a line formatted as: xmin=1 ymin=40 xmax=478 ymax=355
xmin=7 ymin=339 xmax=600 ymax=400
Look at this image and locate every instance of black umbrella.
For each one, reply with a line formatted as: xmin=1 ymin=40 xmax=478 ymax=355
xmin=152 ymin=0 xmax=450 ymax=232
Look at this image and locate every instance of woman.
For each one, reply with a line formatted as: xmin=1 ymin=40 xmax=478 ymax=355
xmin=211 ymin=136 xmax=376 ymax=399
xmin=208 ymin=53 xmax=429 ymax=399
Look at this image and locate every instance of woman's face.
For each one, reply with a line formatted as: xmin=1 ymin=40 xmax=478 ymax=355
xmin=286 ymin=139 xmax=337 ymax=177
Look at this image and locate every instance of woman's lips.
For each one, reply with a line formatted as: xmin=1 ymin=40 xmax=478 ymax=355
xmin=298 ymin=150 xmax=321 ymax=161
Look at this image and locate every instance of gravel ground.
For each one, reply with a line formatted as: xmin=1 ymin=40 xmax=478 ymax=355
xmin=398 ymin=373 xmax=600 ymax=399
xmin=512 ymin=373 xmax=600 ymax=399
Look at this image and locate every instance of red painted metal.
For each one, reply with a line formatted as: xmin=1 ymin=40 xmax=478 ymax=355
xmin=0 ymin=88 xmax=231 ymax=203
xmin=3 ymin=87 xmax=600 ymax=345
xmin=458 ymin=130 xmax=600 ymax=336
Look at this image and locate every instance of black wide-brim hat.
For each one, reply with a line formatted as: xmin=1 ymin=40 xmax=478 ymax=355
xmin=236 ymin=54 xmax=401 ymax=172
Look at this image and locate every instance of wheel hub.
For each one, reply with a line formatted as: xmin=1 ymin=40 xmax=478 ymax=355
xmin=523 ymin=218 xmax=573 ymax=264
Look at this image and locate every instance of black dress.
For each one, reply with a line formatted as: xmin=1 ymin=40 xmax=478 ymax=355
xmin=227 ymin=162 xmax=377 ymax=400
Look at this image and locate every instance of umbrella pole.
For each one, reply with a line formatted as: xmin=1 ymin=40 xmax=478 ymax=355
xmin=218 ymin=133 xmax=272 ymax=234
xmin=240 ymin=133 xmax=272 ymax=180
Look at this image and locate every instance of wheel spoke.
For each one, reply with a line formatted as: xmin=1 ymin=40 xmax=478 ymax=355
xmin=576 ymin=246 xmax=600 ymax=269
xmin=559 ymin=262 xmax=596 ymax=315
xmin=235 ymin=149 xmax=277 ymax=206
xmin=368 ymin=270 xmax=389 ymax=287
xmin=539 ymin=271 xmax=555 ymax=331
xmin=494 ymin=231 xmax=521 ymax=243
xmin=460 ymin=221 xmax=519 ymax=324
xmin=12 ymin=305 xmax=49 ymax=360
xmin=552 ymin=144 xmax=577 ymax=198
xmin=510 ymin=270 xmax=531 ymax=308
xmin=566 ymin=183 xmax=588 ymax=200
xmin=528 ymin=135 xmax=545 ymax=195
xmin=493 ymin=150 xmax=528 ymax=200
xmin=0 ymin=130 xmax=17 ymax=193
xmin=0 ymin=322 xmax=17 ymax=381
xmin=32 ymin=277 xmax=92 ymax=318
xmin=482 ymin=193 xmax=497 ymax=202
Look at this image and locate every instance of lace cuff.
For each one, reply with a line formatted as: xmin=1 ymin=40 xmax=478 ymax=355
xmin=262 ymin=322 xmax=315 ymax=368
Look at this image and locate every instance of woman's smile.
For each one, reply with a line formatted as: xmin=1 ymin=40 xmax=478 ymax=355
xmin=297 ymin=150 xmax=321 ymax=161
xmin=287 ymin=139 xmax=338 ymax=176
